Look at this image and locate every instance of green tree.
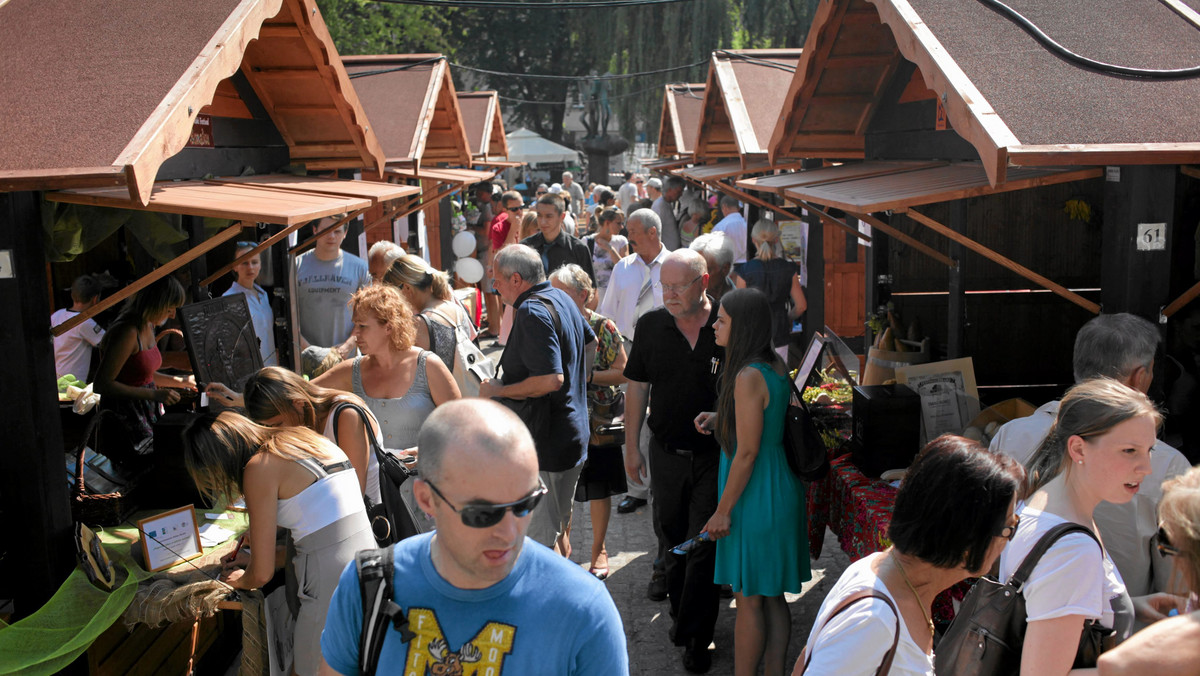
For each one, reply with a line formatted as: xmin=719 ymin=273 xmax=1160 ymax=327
xmin=318 ymin=0 xmax=456 ymax=55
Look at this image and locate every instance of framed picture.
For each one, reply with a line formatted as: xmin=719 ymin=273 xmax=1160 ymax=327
xmin=137 ymin=505 xmax=203 ymax=573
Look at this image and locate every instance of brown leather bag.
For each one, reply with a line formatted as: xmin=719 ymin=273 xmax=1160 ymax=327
xmin=800 ymin=590 xmax=900 ymax=674
xmin=935 ymin=522 xmax=1116 ymax=676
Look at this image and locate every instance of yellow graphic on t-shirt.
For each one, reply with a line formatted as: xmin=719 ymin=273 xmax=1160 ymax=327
xmin=403 ymin=607 xmax=516 ymax=675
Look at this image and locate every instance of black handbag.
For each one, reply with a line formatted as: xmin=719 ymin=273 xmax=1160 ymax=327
xmin=935 ymin=522 xmax=1116 ymax=676
xmin=332 ymin=402 xmax=423 ymax=546
xmin=782 ymin=379 xmax=830 ymax=482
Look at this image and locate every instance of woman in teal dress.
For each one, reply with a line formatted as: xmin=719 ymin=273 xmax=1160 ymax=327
xmin=697 ymin=287 xmax=810 ymax=676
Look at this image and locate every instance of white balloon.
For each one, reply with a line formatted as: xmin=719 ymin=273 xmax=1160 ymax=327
xmin=452 ymin=231 xmax=476 ymax=258
xmin=456 ymin=257 xmax=485 ymax=284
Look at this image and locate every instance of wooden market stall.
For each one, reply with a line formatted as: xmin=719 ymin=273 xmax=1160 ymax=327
xmin=457 ymin=91 xmax=512 ymax=165
xmin=753 ymin=0 xmax=1200 ymax=393
xmin=0 ymin=0 xmax=422 ymax=670
xmin=341 ymin=55 xmax=495 ymax=268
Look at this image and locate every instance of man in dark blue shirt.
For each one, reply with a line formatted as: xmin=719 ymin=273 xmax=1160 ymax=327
xmin=521 ymin=193 xmax=595 ymax=284
xmin=480 ymin=244 xmax=595 ymax=556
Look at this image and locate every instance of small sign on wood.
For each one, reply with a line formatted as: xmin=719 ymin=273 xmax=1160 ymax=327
xmin=186 ymin=114 xmax=214 ymax=148
xmin=935 ymin=99 xmax=948 ymax=131
xmin=1137 ymin=223 xmax=1167 ymax=251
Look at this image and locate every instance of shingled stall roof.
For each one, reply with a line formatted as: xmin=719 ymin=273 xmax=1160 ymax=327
xmin=0 ymin=0 xmax=384 ymax=206
xmin=344 ymin=55 xmax=472 ymax=169
xmin=457 ymin=91 xmax=511 ymax=162
xmin=657 ymin=83 xmax=706 ymax=158
xmin=694 ymin=50 xmax=803 ymax=164
xmin=769 ymin=0 xmax=1200 ymax=185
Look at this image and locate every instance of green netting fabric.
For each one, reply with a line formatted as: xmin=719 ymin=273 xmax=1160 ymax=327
xmin=0 ymin=550 xmax=152 ymax=675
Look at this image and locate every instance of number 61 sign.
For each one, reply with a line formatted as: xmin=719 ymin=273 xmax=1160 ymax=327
xmin=1137 ymin=223 xmax=1167 ymax=251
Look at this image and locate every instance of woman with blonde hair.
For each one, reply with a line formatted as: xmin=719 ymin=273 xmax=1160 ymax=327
xmin=383 ymin=253 xmax=476 ymax=369
xmin=182 ymin=411 xmax=374 ymax=676
xmin=1100 ymin=466 xmax=1200 ymax=675
xmin=1001 ymin=378 xmax=1184 ymax=675
xmin=206 ymin=366 xmax=383 ymax=501
xmin=735 ymin=219 xmax=807 ymax=360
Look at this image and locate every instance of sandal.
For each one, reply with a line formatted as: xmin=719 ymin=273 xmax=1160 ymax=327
xmin=588 ymin=566 xmax=609 ymax=581
xmin=477 ymin=330 xmax=499 ymax=339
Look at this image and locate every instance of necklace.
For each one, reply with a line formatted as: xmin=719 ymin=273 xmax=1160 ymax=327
xmin=890 ymin=549 xmax=935 ymax=639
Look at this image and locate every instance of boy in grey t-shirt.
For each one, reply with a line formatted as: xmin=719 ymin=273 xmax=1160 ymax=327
xmin=295 ymin=218 xmax=371 ymax=352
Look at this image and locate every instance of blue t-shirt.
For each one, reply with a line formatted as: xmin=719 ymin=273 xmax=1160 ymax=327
xmin=321 ymin=533 xmax=628 ymax=676
xmin=497 ymin=282 xmax=594 ymax=472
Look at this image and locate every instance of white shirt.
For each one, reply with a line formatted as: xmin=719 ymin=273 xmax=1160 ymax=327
xmin=989 ymin=400 xmax=1191 ymax=596
xmin=223 ymin=282 xmax=278 ymax=366
xmin=713 ymin=211 xmax=748 ymax=263
xmin=804 ymin=554 xmax=935 ymax=676
xmin=618 ymin=181 xmax=639 ymax=210
xmin=562 ymin=212 xmax=577 ymax=237
xmin=597 ymin=245 xmax=668 ymax=341
xmin=998 ymin=506 xmax=1132 ymax=639
xmin=51 ymin=308 xmax=105 ymax=380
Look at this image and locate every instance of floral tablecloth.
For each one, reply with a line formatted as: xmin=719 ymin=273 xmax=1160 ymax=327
xmin=806 ymin=452 xmax=967 ymax=625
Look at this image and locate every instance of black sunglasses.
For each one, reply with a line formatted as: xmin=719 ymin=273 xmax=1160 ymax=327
xmin=995 ymin=513 xmax=1021 ymax=541
xmin=507 ymin=205 xmax=524 ymax=213
xmin=425 ymin=479 xmax=547 ymax=528
xmin=1157 ymin=526 xmax=1182 ymax=557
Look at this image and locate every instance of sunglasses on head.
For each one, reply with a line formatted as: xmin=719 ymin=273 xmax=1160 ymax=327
xmin=425 ymin=479 xmax=548 ymax=528
xmin=1158 ymin=526 xmax=1182 ymax=557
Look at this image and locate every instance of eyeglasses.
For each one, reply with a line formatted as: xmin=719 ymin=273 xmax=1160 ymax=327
xmin=425 ymin=479 xmax=547 ymax=528
xmin=995 ymin=513 xmax=1021 ymax=541
xmin=507 ymin=205 xmax=524 ymax=213
xmin=661 ymin=275 xmax=703 ymax=295
xmin=1157 ymin=526 xmax=1182 ymax=557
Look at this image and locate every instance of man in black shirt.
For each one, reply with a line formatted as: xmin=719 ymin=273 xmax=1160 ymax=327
xmin=521 ymin=193 xmax=595 ymax=283
xmin=623 ymin=248 xmax=722 ymax=673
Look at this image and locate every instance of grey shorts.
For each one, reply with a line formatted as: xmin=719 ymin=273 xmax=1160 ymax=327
xmin=526 ymin=465 xmax=584 ymax=548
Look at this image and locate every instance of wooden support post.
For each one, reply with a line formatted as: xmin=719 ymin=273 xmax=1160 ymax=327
xmin=710 ymin=181 xmax=868 ymax=242
xmin=865 ymin=217 xmax=890 ymax=350
xmin=0 ymin=191 xmax=76 ymax=621
xmin=1101 ymin=166 xmax=1175 ymax=319
xmin=184 ymin=215 xmax=211 ymax=301
xmin=904 ymin=208 xmax=1101 ymax=314
xmin=200 ymin=220 xmax=308 ymax=287
xmin=947 ymin=200 xmax=967 ymax=359
xmin=803 ymin=200 xmax=825 ymax=354
xmin=852 ymin=213 xmax=955 ymax=268
xmin=52 ymin=222 xmax=246 ymax=336
xmin=1163 ymin=279 xmax=1200 ymax=319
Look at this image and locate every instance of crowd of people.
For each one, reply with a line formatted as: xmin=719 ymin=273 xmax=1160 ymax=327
xmin=50 ymin=170 xmax=1200 ymax=676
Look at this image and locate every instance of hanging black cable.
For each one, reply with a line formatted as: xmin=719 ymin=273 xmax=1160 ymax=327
xmin=498 ymin=80 xmax=678 ymax=104
xmin=453 ymin=59 xmax=708 ymax=80
xmin=714 ymin=50 xmax=797 ymax=73
xmin=346 ymin=56 xmax=446 ymax=79
xmin=977 ymin=0 xmax=1200 ymax=79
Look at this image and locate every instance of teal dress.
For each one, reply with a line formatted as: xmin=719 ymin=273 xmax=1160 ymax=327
xmin=715 ymin=362 xmax=811 ymax=596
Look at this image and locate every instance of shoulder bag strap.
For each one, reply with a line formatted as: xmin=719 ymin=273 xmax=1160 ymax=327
xmin=801 ymin=590 xmax=901 ymax=675
xmin=1010 ymin=522 xmax=1102 ymax=589
xmin=331 ymin=400 xmax=384 ymax=458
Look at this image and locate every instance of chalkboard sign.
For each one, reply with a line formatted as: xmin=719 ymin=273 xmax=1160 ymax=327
xmin=178 ymin=295 xmax=263 ymax=391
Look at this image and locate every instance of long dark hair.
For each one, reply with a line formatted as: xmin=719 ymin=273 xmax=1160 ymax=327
xmin=715 ymin=288 xmax=784 ymax=452
xmin=99 ymin=275 xmax=185 ymax=352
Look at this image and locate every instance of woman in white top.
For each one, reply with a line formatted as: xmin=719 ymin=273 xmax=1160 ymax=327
xmin=798 ymin=436 xmax=1023 ymax=676
xmin=182 ymin=411 xmax=374 ymax=676
xmin=1005 ymin=378 xmax=1184 ymax=675
xmin=222 ymin=241 xmax=277 ymax=366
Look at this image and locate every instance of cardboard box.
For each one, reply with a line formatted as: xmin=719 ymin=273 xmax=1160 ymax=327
xmin=968 ymin=398 xmax=1036 ymax=431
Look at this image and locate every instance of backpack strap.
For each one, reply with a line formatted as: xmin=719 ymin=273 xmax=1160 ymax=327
xmin=801 ymin=590 xmax=900 ymax=675
xmin=355 ymin=547 xmax=415 ymax=676
xmin=1010 ymin=522 xmax=1102 ymax=591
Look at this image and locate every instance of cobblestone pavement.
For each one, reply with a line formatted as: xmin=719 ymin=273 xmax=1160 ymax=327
xmin=564 ymin=496 xmax=850 ymax=674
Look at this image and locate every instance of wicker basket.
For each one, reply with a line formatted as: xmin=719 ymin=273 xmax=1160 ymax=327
xmin=71 ymin=410 xmax=140 ymax=527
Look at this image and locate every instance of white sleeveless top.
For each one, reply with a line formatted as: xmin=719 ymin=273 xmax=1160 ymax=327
xmin=276 ymin=451 xmax=367 ymax=541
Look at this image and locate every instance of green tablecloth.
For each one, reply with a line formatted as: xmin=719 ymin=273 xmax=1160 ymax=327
xmin=0 ymin=507 xmax=246 ymax=675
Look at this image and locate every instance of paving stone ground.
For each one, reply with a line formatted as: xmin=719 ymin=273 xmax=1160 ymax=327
xmin=563 ymin=495 xmax=850 ymax=674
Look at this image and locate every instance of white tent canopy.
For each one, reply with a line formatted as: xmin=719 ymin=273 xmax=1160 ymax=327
xmin=505 ymin=128 xmax=580 ymax=165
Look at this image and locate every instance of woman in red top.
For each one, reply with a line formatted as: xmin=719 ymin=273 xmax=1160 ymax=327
xmin=95 ymin=276 xmax=195 ymax=456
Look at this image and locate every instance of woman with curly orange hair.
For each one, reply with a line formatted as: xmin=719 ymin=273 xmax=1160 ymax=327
xmin=313 ymin=284 xmax=460 ymax=454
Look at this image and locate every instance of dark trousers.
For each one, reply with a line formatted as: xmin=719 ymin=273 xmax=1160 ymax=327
xmin=649 ymin=436 xmax=720 ymax=647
